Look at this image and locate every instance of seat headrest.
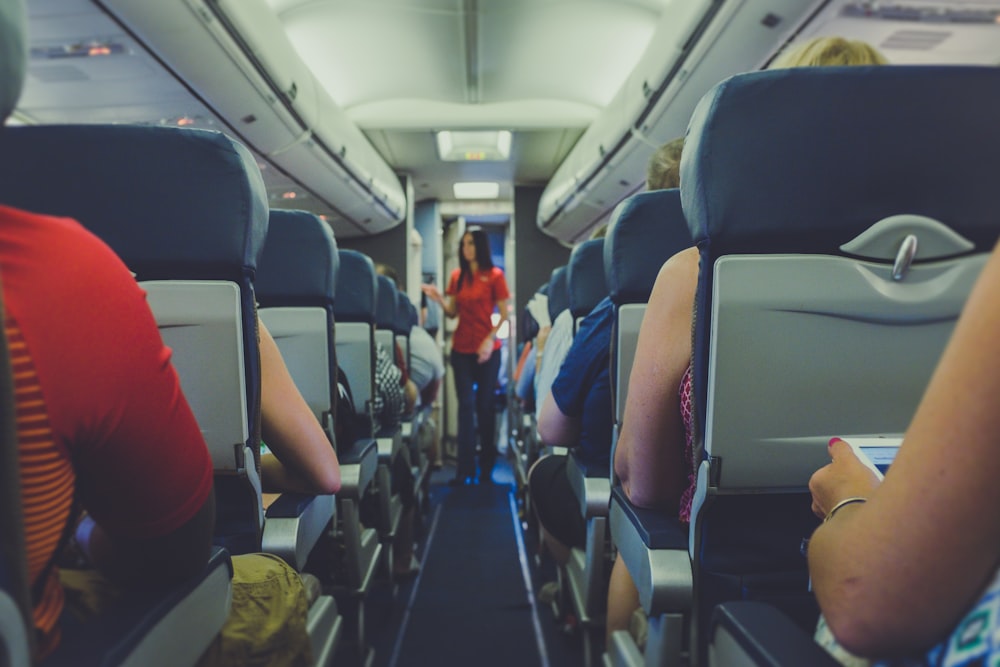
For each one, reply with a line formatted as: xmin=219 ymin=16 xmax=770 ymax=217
xmin=0 ymin=0 xmax=24 ymax=124
xmin=547 ymin=266 xmax=569 ymax=322
xmin=605 ymin=189 xmax=692 ymax=305
xmin=376 ymin=275 xmax=397 ymax=330
xmin=407 ymin=301 xmax=419 ymax=328
xmin=682 ymin=66 xmax=1000 ymax=256
xmin=568 ymin=238 xmax=608 ymax=318
xmin=257 ymin=210 xmax=339 ymax=306
xmin=0 ymin=125 xmax=268 ymax=279
xmin=334 ymin=250 xmax=377 ymax=323
xmin=394 ymin=292 xmax=412 ymax=336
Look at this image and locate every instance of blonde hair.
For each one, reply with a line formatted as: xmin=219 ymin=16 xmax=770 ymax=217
xmin=646 ymin=136 xmax=685 ymax=191
xmin=770 ymin=36 xmax=888 ymax=69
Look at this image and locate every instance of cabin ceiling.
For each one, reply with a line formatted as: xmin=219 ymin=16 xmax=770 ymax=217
xmin=263 ymin=0 xmax=671 ymax=206
xmin=11 ymin=0 xmax=1000 ymax=239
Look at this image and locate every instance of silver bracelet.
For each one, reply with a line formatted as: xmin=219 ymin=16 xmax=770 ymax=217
xmin=824 ymin=496 xmax=867 ymax=523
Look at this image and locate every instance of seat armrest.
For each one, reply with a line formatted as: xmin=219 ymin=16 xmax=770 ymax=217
xmin=541 ymin=445 xmax=569 ymax=458
xmin=44 ymin=547 xmax=233 ymax=667
xmin=0 ymin=590 xmax=29 ymax=667
xmin=375 ymin=426 xmax=402 ymax=462
xmin=263 ymin=493 xmax=336 ymax=570
xmin=338 ymin=438 xmax=378 ymax=497
xmin=566 ymin=450 xmax=610 ymax=519
xmin=609 ymin=486 xmax=691 ymax=615
xmin=710 ymin=601 xmax=839 ymax=667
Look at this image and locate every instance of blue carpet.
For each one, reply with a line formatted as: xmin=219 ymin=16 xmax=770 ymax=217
xmin=391 ymin=480 xmax=543 ymax=667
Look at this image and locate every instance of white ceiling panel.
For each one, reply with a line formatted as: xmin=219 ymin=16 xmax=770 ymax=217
xmin=270 ymin=3 xmax=468 ymax=109
xmin=480 ymin=2 xmax=658 ymax=107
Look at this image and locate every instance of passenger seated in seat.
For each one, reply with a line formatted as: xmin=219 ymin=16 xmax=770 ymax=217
xmin=807 ymin=239 xmax=1000 ymax=665
xmin=531 ymin=295 xmax=615 ymax=572
xmin=0 ymin=3 xmax=213 ymax=657
xmin=373 ymin=264 xmax=430 ymax=576
xmin=608 ymin=37 xmax=889 ymax=648
xmin=530 ymin=225 xmax=614 ymax=600
xmin=1 ymin=185 xmax=218 ymax=662
xmin=260 ymin=319 xmax=342 ymax=496
xmin=375 ymin=264 xmax=439 ymax=413
xmin=533 ymin=225 xmax=607 ymax=418
xmin=0 ymin=4 xmax=335 ymax=663
xmin=380 ymin=265 xmax=445 ymax=469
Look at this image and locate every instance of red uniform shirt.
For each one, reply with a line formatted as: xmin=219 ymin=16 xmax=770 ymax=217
xmin=446 ymin=267 xmax=510 ymax=354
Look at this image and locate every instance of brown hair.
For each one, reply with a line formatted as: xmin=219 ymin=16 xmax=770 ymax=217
xmin=770 ymin=36 xmax=889 ymax=69
xmin=645 ymin=137 xmax=685 ymax=191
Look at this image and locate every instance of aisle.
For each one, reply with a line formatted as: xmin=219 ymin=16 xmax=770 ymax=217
xmin=388 ymin=475 xmax=547 ymax=667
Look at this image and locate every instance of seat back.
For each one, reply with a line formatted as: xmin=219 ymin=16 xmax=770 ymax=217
xmin=568 ymin=238 xmax=608 ymax=333
xmin=547 ymin=265 xmax=569 ymax=324
xmin=0 ymin=124 xmax=268 ymax=554
xmin=604 ymin=189 xmax=692 ymax=434
xmin=375 ymin=275 xmax=397 ymax=362
xmin=681 ymin=64 xmax=1000 ymax=657
xmin=394 ymin=291 xmax=413 ymax=371
xmin=256 ymin=209 xmax=340 ymax=438
xmin=333 ymin=250 xmax=378 ymax=433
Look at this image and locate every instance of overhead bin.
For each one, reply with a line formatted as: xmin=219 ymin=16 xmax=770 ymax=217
xmin=537 ymin=0 xmax=821 ymax=243
xmin=99 ymin=0 xmax=406 ymax=238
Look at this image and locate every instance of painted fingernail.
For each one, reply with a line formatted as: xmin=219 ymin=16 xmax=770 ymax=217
xmin=828 ymin=437 xmax=840 ymax=448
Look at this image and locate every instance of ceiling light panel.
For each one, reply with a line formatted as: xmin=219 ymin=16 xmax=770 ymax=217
xmin=453 ymin=181 xmax=500 ymax=199
xmin=436 ymin=130 xmax=512 ymax=161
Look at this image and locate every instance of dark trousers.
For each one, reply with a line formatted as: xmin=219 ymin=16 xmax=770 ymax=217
xmin=450 ymin=348 xmax=501 ymax=479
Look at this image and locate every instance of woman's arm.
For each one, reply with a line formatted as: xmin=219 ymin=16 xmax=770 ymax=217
xmin=808 ymin=244 xmax=1000 ymax=658
xmin=537 ymin=389 xmax=580 ymax=446
xmin=421 ymin=283 xmax=457 ymax=318
xmin=259 ymin=319 xmax=341 ymax=495
xmin=476 ymin=297 xmax=509 ymax=363
xmin=614 ymin=247 xmax=699 ymax=510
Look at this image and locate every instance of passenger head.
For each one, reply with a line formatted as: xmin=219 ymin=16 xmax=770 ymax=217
xmin=645 ymin=137 xmax=684 ymax=191
xmin=458 ymin=227 xmax=494 ymax=274
xmin=1 ymin=0 xmax=26 ymax=125
xmin=770 ymin=36 xmax=888 ymax=69
xmin=375 ymin=263 xmax=401 ymax=289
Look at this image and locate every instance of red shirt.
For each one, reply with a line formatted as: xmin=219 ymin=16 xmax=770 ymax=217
xmin=446 ymin=267 xmax=510 ymax=354
xmin=0 ymin=205 xmax=213 ymax=654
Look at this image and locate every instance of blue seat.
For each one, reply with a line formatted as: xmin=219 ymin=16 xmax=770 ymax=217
xmin=547 ymin=265 xmax=569 ymax=324
xmin=334 ymin=252 xmax=402 ymax=585
xmin=707 ymin=602 xmax=839 ymax=667
xmin=599 ymin=190 xmax=695 ymax=667
xmin=536 ymin=264 xmax=570 ymax=457
xmin=509 ymin=280 xmax=550 ymax=493
xmin=256 ymin=209 xmax=385 ymax=661
xmin=375 ymin=274 xmax=399 ymax=375
xmin=679 ymin=65 xmax=1000 ymax=666
xmin=560 ymin=237 xmax=613 ymax=664
xmin=332 ymin=249 xmax=378 ymax=432
xmin=371 ymin=274 xmax=405 ymax=555
xmin=567 ymin=238 xmax=608 ymax=334
xmin=0 ymin=125 xmax=242 ymax=667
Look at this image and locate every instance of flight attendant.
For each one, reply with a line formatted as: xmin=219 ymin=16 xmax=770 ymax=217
xmin=423 ymin=228 xmax=509 ymax=485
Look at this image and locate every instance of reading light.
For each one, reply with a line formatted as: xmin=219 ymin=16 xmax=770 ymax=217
xmin=453 ymin=182 xmax=500 ymax=199
xmin=436 ymin=131 xmax=512 ymax=161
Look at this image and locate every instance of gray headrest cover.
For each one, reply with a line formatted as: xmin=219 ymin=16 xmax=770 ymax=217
xmin=0 ymin=0 xmax=26 ymax=124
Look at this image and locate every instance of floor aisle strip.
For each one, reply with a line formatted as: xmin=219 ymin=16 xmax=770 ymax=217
xmin=386 ymin=503 xmax=444 ymax=667
xmin=509 ymin=490 xmax=551 ymax=667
